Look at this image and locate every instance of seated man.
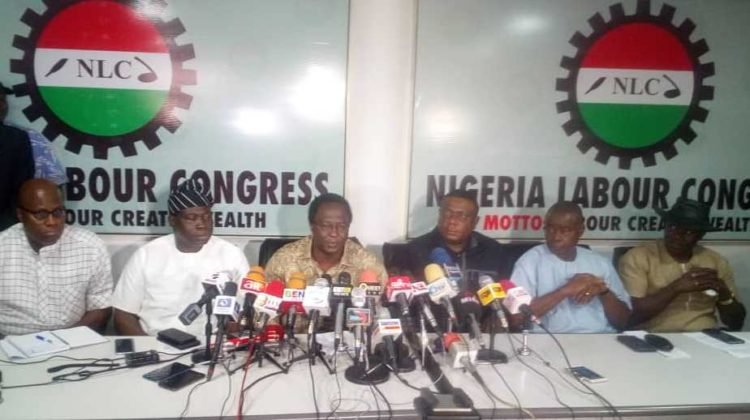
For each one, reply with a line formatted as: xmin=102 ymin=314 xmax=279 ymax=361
xmin=511 ymin=201 xmax=631 ymax=333
xmin=265 ymin=193 xmax=387 ymax=285
xmin=405 ymin=190 xmax=512 ymax=333
xmin=0 ymin=179 xmax=112 ymax=335
xmin=112 ymin=177 xmax=249 ymax=336
xmin=405 ymin=189 xmax=513 ymax=282
xmin=619 ymin=197 xmax=746 ymax=332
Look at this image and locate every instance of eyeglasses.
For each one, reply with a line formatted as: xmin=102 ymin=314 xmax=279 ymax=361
xmin=314 ymin=222 xmax=350 ymax=234
xmin=179 ymin=211 xmax=212 ymax=223
xmin=18 ymin=206 xmax=65 ymax=221
xmin=439 ymin=208 xmax=476 ymax=222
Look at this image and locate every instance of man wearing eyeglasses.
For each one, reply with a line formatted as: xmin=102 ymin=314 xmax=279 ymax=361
xmin=112 ymin=176 xmax=249 ymax=336
xmin=0 ymin=179 xmax=112 ymax=335
xmin=265 ymin=193 xmax=387 ymax=285
xmin=510 ymin=201 xmax=631 ymax=333
xmin=619 ymin=197 xmax=745 ymax=332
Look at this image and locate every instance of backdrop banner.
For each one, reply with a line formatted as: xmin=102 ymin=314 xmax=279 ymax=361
xmin=410 ymin=0 xmax=750 ymax=240
xmin=1 ymin=0 xmax=348 ymax=235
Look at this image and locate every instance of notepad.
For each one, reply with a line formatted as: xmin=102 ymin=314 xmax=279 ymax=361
xmin=0 ymin=326 xmax=108 ymax=360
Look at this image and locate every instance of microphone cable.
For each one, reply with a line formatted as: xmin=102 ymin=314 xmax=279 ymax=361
xmin=308 ymin=351 xmax=321 ymax=420
xmin=537 ymin=323 xmax=623 ymax=420
xmin=505 ymin=332 xmax=576 ymax=419
xmin=490 ymin=363 xmax=536 ymax=419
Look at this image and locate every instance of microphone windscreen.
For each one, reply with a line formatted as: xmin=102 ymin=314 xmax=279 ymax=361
xmin=244 ymin=266 xmax=266 ymax=283
xmin=358 ymin=269 xmax=379 ymax=285
xmin=424 ymin=263 xmax=445 ymax=283
xmin=223 ymin=281 xmax=238 ymax=296
xmin=429 ymin=247 xmax=453 ymax=265
xmin=287 ymin=272 xmax=307 ymax=289
xmin=337 ymin=271 xmax=352 ymax=285
xmin=265 ymin=279 xmax=286 ymax=298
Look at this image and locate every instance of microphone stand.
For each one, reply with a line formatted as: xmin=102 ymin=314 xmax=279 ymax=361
xmin=190 ymin=300 xmax=214 ymax=364
xmin=518 ymin=315 xmax=531 ymax=356
xmin=252 ymin=325 xmax=287 ymax=373
xmin=344 ymin=325 xmax=389 ymax=385
xmin=476 ymin=314 xmax=508 ymax=364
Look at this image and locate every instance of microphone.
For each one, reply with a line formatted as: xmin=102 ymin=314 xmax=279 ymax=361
xmin=457 ymin=292 xmax=484 ymax=347
xmin=476 ymin=275 xmax=509 ymax=329
xmin=239 ymin=266 xmax=267 ymax=327
xmin=303 ymin=277 xmax=332 ymax=335
xmin=347 ymin=286 xmax=371 ymax=362
xmin=280 ymin=272 xmax=307 ymax=334
xmin=444 ymin=333 xmax=478 ymax=372
xmin=499 ymin=280 xmax=540 ymax=325
xmin=332 ymin=272 xmax=353 ymax=350
xmin=178 ymin=272 xmax=230 ymax=326
xmin=424 ymin=263 xmax=458 ymax=325
xmin=429 ymin=248 xmax=462 ymax=292
xmin=253 ymin=279 xmax=285 ymax=329
xmin=374 ymin=309 xmax=403 ymax=368
xmin=212 ymin=281 xmax=241 ymax=324
xmin=385 ymin=276 xmax=413 ymax=317
xmin=410 ymin=280 xmax=442 ymax=335
xmin=358 ymin=270 xmax=382 ymax=305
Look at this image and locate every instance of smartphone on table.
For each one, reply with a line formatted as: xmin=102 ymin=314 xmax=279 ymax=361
xmin=114 ymin=338 xmax=135 ymax=354
xmin=568 ymin=366 xmax=607 ymax=383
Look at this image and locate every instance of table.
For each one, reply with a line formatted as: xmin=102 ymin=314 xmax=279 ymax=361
xmin=2 ymin=332 xmax=750 ymax=419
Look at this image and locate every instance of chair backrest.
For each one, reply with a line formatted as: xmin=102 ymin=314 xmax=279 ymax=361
xmin=382 ymin=242 xmax=411 ymax=274
xmin=257 ymin=237 xmax=300 ymax=267
xmin=612 ymin=246 xmax=634 ymax=269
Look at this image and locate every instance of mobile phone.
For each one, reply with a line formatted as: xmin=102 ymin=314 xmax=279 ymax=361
xmin=702 ymin=328 xmax=745 ymax=345
xmin=568 ymin=366 xmax=607 ymax=383
xmin=114 ymin=338 xmax=135 ymax=354
xmin=143 ymin=362 xmax=192 ymax=382
xmin=616 ymin=335 xmax=657 ymax=352
xmin=158 ymin=369 xmax=205 ymax=391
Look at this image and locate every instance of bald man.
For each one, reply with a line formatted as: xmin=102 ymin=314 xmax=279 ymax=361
xmin=0 ymin=179 xmax=112 ymax=335
xmin=510 ymin=201 xmax=631 ymax=333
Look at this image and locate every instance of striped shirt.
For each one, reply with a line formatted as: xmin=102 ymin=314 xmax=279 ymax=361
xmin=0 ymin=224 xmax=113 ymax=335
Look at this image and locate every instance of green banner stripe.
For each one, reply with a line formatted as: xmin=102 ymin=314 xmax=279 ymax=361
xmin=39 ymin=86 xmax=168 ymax=136
xmin=579 ymin=103 xmax=688 ymax=149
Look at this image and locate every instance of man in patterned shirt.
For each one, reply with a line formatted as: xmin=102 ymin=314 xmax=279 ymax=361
xmin=0 ymin=179 xmax=112 ymax=335
xmin=265 ymin=193 xmax=387 ymax=286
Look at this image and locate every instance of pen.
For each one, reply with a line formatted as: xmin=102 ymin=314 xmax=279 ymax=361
xmin=35 ymin=335 xmax=53 ymax=344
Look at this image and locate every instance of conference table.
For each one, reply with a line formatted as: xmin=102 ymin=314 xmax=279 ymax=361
xmin=2 ymin=331 xmax=750 ymax=419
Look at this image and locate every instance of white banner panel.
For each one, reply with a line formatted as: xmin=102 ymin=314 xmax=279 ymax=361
xmin=410 ymin=0 xmax=750 ymax=240
xmin=1 ymin=0 xmax=348 ymax=235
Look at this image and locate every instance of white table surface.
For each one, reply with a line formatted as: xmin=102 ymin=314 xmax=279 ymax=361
xmin=2 ymin=331 xmax=750 ymax=419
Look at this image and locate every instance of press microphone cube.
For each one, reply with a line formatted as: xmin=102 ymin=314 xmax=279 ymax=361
xmin=444 ymin=334 xmax=478 ymax=369
xmin=477 ymin=282 xmax=506 ymax=306
xmin=386 ymin=276 xmax=413 ymax=303
xmin=426 ymin=277 xmax=456 ymax=303
xmin=346 ymin=307 xmax=372 ymax=327
xmin=280 ymin=288 xmax=306 ymax=314
xmin=302 ymin=284 xmax=332 ymax=317
xmin=213 ymin=296 xmax=240 ymax=321
xmin=374 ymin=317 xmax=403 ymax=338
xmin=411 ymin=281 xmax=429 ymax=296
xmin=178 ymin=303 xmax=203 ymax=326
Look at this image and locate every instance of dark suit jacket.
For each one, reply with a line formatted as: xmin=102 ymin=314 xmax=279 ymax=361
xmin=0 ymin=123 xmax=34 ymax=231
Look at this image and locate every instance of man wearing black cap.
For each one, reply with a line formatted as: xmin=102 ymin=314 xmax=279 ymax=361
xmin=0 ymin=82 xmax=35 ymax=231
xmin=619 ymin=197 xmax=746 ymax=332
xmin=112 ymin=177 xmax=249 ymax=336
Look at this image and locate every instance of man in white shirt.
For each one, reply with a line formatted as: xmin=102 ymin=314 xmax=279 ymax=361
xmin=0 ymin=179 xmax=112 ymax=335
xmin=112 ymin=177 xmax=249 ymax=336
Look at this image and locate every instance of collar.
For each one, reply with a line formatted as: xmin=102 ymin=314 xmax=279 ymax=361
xmin=428 ymin=228 xmax=480 ymax=256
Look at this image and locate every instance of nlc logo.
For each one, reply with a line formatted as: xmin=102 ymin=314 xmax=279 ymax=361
xmin=556 ymin=0 xmax=714 ymax=169
xmin=10 ymin=0 xmax=196 ymax=159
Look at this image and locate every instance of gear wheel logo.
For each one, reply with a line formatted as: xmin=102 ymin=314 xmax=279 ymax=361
xmin=556 ymin=0 xmax=714 ymax=169
xmin=10 ymin=0 xmax=196 ymax=159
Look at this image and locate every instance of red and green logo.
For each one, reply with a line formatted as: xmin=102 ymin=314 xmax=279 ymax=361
xmin=11 ymin=0 xmax=195 ymax=159
xmin=556 ymin=0 xmax=714 ymax=169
